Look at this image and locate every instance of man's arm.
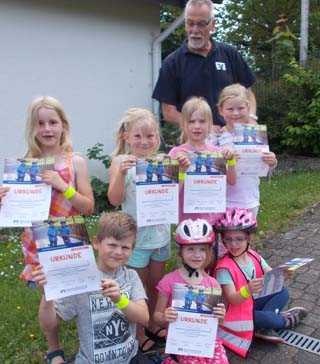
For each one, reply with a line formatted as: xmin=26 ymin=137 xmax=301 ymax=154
xmin=247 ymin=88 xmax=258 ymax=123
xmin=161 ymin=103 xmax=182 ymax=126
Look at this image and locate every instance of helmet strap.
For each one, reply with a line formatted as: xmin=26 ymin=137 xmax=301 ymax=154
xmin=183 ymin=262 xmax=199 ymax=277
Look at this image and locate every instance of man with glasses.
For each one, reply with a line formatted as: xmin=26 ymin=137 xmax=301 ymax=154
xmin=153 ymin=0 xmax=257 ymax=127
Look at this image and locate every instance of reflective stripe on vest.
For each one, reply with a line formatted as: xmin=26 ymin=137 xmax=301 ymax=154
xmin=222 ymin=320 xmax=254 ymax=332
xmin=218 ymin=327 xmax=251 ymax=350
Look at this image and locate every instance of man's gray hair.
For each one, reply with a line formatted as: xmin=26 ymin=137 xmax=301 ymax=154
xmin=185 ymin=0 xmax=215 ymax=19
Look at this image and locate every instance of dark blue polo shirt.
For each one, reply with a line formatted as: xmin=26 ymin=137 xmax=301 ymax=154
xmin=152 ymin=40 xmax=255 ymax=126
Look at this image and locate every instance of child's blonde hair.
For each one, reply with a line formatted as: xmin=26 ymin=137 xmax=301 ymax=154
xmin=217 ymin=83 xmax=250 ymax=110
xmin=180 ymin=97 xmax=213 ymax=143
xmin=96 ymin=211 xmax=137 ymax=246
xmin=25 ymin=96 xmax=73 ymax=157
xmin=113 ymin=108 xmax=161 ymax=156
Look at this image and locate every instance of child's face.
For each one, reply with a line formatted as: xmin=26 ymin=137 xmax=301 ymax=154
xmin=219 ymin=97 xmax=250 ymax=127
xmin=185 ymin=110 xmax=211 ymax=145
xmin=124 ymin=123 xmax=159 ymax=158
xmin=181 ymin=243 xmax=208 ymax=270
xmin=34 ymin=107 xmax=64 ymax=151
xmin=222 ymin=231 xmax=249 ymax=257
xmin=94 ymin=235 xmax=134 ymax=272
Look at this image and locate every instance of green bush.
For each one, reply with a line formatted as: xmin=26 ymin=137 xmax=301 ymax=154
xmin=86 ymin=143 xmax=115 ymax=214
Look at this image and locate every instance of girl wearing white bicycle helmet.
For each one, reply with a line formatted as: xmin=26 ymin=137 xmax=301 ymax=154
xmin=154 ymin=219 xmax=229 ymax=364
xmin=213 ymin=208 xmax=308 ymax=357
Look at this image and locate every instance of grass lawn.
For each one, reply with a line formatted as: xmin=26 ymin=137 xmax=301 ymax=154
xmin=0 ymin=170 xmax=320 ymax=363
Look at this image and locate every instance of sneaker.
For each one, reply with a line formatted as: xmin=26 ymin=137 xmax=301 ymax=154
xmin=255 ymin=329 xmax=284 ymax=344
xmin=281 ymin=307 xmax=308 ymax=328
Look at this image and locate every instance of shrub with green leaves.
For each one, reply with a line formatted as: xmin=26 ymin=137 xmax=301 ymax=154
xmin=86 ymin=143 xmax=114 ymax=214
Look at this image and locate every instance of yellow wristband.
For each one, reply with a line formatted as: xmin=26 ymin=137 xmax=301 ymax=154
xmin=239 ymin=286 xmax=251 ymax=299
xmin=178 ymin=172 xmax=186 ymax=181
xmin=226 ymin=158 xmax=236 ymax=167
xmin=115 ymin=294 xmax=130 ymax=310
xmin=63 ymin=186 xmax=76 ymax=200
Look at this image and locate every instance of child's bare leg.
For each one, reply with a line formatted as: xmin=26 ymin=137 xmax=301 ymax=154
xmin=38 ymin=296 xmax=64 ymax=364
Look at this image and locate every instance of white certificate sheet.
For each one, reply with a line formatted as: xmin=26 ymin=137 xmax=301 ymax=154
xmin=136 ymin=183 xmax=179 ymax=227
xmin=235 ymin=149 xmax=269 ymax=177
xmin=0 ymin=183 xmax=51 ymax=227
xmin=165 ymin=311 xmax=218 ymax=358
xmin=184 ymin=174 xmax=226 ymax=213
xmin=39 ymin=245 xmax=101 ymax=301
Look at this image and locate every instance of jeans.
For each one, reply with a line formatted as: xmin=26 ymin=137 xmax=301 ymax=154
xmin=253 ymin=287 xmax=289 ymax=330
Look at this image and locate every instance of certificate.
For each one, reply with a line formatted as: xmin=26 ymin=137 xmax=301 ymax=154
xmin=166 ymin=311 xmax=218 ymax=358
xmin=0 ymin=183 xmax=51 ymax=227
xmin=39 ymin=245 xmax=101 ymax=301
xmin=184 ymin=174 xmax=226 ymax=213
xmin=235 ymin=148 xmax=269 ymax=177
xmin=136 ymin=183 xmax=179 ymax=226
xmin=33 ymin=216 xmax=101 ymax=300
xmin=135 ymin=156 xmax=179 ymax=227
xmin=0 ymin=157 xmax=54 ymax=226
xmin=165 ymin=283 xmax=221 ymax=358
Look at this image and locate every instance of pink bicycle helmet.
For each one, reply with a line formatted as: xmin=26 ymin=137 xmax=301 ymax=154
xmin=176 ymin=219 xmax=215 ymax=245
xmin=215 ymin=208 xmax=257 ymax=232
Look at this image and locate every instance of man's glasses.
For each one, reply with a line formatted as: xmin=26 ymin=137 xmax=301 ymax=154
xmin=223 ymin=237 xmax=247 ymax=245
xmin=185 ymin=18 xmax=212 ymax=29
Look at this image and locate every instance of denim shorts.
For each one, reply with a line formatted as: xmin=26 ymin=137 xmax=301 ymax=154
xmin=127 ymin=244 xmax=171 ymax=268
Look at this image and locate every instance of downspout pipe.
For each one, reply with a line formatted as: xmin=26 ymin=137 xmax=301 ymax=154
xmin=151 ymin=12 xmax=184 ymax=116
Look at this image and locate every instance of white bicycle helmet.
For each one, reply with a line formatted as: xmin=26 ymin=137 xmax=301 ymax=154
xmin=176 ymin=219 xmax=215 ymax=246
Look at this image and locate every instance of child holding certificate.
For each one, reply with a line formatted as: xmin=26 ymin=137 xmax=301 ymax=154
xmin=215 ymin=84 xmax=277 ymax=217
xmin=108 ymin=108 xmax=170 ymax=350
xmin=213 ymin=208 xmax=308 ymax=357
xmin=154 ymin=219 xmax=229 ymax=364
xmin=20 ymin=96 xmax=94 ymax=364
xmin=168 ymin=96 xmax=236 ymax=225
xmin=32 ymin=211 xmax=149 ymax=364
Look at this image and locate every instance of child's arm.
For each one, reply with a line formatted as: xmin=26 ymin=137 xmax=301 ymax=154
xmin=154 ymin=293 xmax=177 ymax=326
xmin=101 ymin=278 xmax=149 ymax=326
xmin=107 ymin=155 xmax=136 ymax=207
xmin=222 ymin=278 xmax=264 ymax=305
xmin=41 ymin=155 xmax=94 ymax=215
xmin=262 ymin=151 xmax=277 ymax=169
xmin=222 ymin=148 xmax=237 ymax=185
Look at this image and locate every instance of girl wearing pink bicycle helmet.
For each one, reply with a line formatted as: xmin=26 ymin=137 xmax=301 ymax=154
xmin=212 ymin=208 xmax=308 ymax=358
xmin=154 ymin=219 xmax=229 ymax=364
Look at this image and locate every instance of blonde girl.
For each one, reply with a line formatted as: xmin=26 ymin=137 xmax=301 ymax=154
xmin=154 ymin=219 xmax=229 ymax=364
xmin=21 ymin=96 xmax=94 ymax=364
xmin=108 ymin=108 xmax=171 ymax=349
xmin=168 ymin=96 xmax=236 ymax=225
xmin=217 ymin=84 xmax=277 ymax=216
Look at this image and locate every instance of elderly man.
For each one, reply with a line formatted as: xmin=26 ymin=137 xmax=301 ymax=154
xmin=153 ymin=0 xmax=257 ymax=127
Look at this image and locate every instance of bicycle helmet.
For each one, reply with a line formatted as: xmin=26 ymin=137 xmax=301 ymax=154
xmin=215 ymin=208 xmax=257 ymax=232
xmin=176 ymin=219 xmax=215 ymax=246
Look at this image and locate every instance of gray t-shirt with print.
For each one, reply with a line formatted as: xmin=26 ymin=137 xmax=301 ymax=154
xmin=56 ymin=266 xmax=146 ymax=364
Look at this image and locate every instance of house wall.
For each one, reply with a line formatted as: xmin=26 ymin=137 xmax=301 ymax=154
xmin=0 ymin=0 xmax=160 ymax=177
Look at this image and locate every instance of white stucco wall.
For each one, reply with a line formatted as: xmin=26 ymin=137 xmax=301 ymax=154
xmin=0 ymin=0 xmax=160 ymax=177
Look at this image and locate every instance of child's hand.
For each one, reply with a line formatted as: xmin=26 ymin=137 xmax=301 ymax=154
xmin=119 ymin=155 xmax=137 ymax=175
xmin=176 ymin=153 xmax=191 ymax=172
xmin=213 ymin=303 xmax=226 ymax=323
xmin=164 ymin=307 xmax=178 ymax=322
xmin=41 ymin=170 xmax=68 ymax=192
xmin=212 ymin=125 xmax=222 ymax=134
xmin=31 ymin=265 xmax=47 ymax=291
xmin=248 ymin=278 xmax=264 ymax=295
xmin=262 ymin=152 xmax=277 ymax=168
xmin=221 ymin=147 xmax=235 ymax=161
xmin=283 ymin=268 xmax=295 ymax=281
xmin=101 ymin=278 xmax=121 ymax=303
xmin=0 ymin=186 xmax=9 ymax=202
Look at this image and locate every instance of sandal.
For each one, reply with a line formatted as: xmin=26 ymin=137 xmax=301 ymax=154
xmin=46 ymin=349 xmax=66 ymax=364
xmin=144 ymin=328 xmax=166 ymax=346
xmin=139 ymin=337 xmax=158 ymax=354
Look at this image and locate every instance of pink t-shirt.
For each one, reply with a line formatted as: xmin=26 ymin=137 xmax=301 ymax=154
xmin=169 ymin=143 xmax=224 ymax=225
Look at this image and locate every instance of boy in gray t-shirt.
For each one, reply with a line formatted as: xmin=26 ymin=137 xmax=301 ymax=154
xmin=33 ymin=212 xmax=148 ymax=364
